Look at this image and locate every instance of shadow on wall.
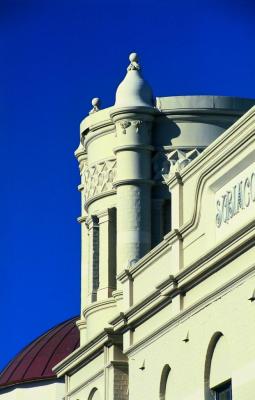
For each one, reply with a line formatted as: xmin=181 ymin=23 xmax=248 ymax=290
xmin=153 ymin=116 xmax=181 ymax=147
xmin=159 ymin=364 xmax=171 ymax=400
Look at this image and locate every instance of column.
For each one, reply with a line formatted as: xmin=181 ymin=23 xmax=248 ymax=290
xmin=110 ymin=109 xmax=156 ymax=282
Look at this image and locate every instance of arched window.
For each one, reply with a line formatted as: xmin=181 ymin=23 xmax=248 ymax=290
xmin=204 ymin=332 xmax=232 ymax=400
xmin=159 ymin=364 xmax=171 ymax=400
xmin=88 ymin=387 xmax=101 ymax=400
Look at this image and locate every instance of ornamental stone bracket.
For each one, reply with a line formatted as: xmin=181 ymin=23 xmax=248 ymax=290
xmin=153 ymin=148 xmax=202 ymax=183
xmin=83 ymin=158 xmax=117 ymax=202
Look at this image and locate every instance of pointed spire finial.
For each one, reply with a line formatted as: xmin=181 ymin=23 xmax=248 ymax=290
xmin=114 ymin=52 xmax=153 ymax=108
xmin=127 ymin=52 xmax=140 ymax=71
xmin=89 ymin=97 xmax=100 ymax=114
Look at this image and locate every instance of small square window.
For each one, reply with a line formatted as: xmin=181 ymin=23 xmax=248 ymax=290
xmin=213 ymin=380 xmax=232 ymax=400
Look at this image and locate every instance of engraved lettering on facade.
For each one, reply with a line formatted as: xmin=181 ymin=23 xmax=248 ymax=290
xmin=216 ymin=169 xmax=255 ymax=228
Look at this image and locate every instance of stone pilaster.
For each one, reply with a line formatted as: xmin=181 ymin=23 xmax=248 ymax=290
xmin=104 ymin=344 xmax=129 ymax=400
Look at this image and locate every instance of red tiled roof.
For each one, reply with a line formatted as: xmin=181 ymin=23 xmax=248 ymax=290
xmin=0 ymin=316 xmax=79 ymax=388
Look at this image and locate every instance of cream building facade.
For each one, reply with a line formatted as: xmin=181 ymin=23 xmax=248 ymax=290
xmin=53 ymin=54 xmax=255 ymax=400
xmin=1 ymin=53 xmax=255 ymax=400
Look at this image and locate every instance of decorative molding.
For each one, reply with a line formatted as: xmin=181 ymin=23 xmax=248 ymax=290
xmin=75 ymin=143 xmax=88 ymax=175
xmin=132 ymin=120 xmax=143 ymax=133
xmin=118 ymin=120 xmax=131 ymax=134
xmin=125 ymin=262 xmax=255 ymax=357
xmin=83 ymin=121 xmax=115 ymax=149
xmin=113 ymin=144 xmax=154 ymax=154
xmin=112 ymin=220 xmax=255 ymax=337
xmin=116 ymin=119 xmax=148 ymax=136
xmin=84 ymin=190 xmax=116 ymax=211
xmin=83 ymin=158 xmax=116 ymax=202
xmin=83 ymin=298 xmax=117 ymax=320
xmin=113 ymin=178 xmax=154 ymax=189
xmin=53 ymin=328 xmax=122 ymax=377
xmin=169 ymin=109 xmax=255 ymax=239
xmin=67 ymin=369 xmax=104 ymax=397
xmin=152 ymin=148 xmax=202 ymax=182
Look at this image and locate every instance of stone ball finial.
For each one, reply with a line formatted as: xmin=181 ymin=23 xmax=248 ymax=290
xmin=129 ymin=52 xmax=138 ymax=63
xmin=89 ymin=97 xmax=100 ymax=114
xmin=128 ymin=52 xmax=140 ymax=71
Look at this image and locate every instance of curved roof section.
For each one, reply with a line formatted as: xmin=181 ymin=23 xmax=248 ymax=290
xmin=0 ymin=316 xmax=79 ymax=388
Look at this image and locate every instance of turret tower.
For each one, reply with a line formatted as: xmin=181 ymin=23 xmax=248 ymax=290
xmin=75 ymin=53 xmax=254 ymax=346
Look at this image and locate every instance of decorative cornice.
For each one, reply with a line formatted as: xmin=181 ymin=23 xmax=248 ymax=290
xmin=67 ymin=369 xmax=104 ymax=397
xmin=113 ymin=144 xmax=154 ymax=154
xmin=82 ymin=120 xmax=115 ymax=149
xmin=113 ymin=219 xmax=255 ymax=333
xmin=125 ymin=262 xmax=255 ymax=357
xmin=76 ymin=318 xmax=87 ymax=330
xmin=83 ymin=298 xmax=117 ymax=320
xmin=55 ymin=220 xmax=254 ymax=378
xmin=156 ymin=107 xmax=245 ymax=118
xmin=113 ymin=178 xmax=154 ymax=189
xmin=53 ymin=327 xmax=122 ymax=377
xmin=84 ymin=189 xmax=116 ymax=211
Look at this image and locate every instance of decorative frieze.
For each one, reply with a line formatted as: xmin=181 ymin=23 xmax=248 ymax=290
xmin=153 ymin=148 xmax=202 ymax=182
xmin=83 ymin=158 xmax=117 ymax=202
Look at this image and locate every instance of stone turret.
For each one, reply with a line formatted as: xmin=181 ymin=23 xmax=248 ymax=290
xmin=75 ymin=53 xmax=255 ymax=345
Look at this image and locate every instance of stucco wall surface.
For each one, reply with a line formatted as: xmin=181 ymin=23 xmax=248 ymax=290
xmin=0 ymin=381 xmax=64 ymax=400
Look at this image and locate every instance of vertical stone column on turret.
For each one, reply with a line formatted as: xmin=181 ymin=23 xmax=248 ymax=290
xmin=74 ymin=142 xmax=88 ymax=345
xmin=110 ymin=53 xmax=156 ymax=301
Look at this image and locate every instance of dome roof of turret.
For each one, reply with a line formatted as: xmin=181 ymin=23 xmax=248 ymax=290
xmin=115 ymin=53 xmax=154 ymax=108
xmin=0 ymin=316 xmax=79 ymax=389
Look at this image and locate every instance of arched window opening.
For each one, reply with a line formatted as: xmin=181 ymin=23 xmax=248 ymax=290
xmin=88 ymin=387 xmax=101 ymax=400
xmin=204 ymin=332 xmax=232 ymax=400
xmin=91 ymin=216 xmax=99 ymax=302
xmin=159 ymin=364 xmax=171 ymax=400
xmin=108 ymin=207 xmax=117 ymax=294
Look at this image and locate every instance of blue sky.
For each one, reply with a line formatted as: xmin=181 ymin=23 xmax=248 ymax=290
xmin=0 ymin=0 xmax=255 ymax=371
